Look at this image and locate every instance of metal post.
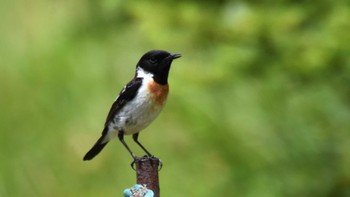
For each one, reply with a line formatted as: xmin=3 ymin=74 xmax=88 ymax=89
xmin=135 ymin=156 xmax=161 ymax=197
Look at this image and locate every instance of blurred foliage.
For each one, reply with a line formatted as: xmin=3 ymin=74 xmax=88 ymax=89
xmin=1 ymin=0 xmax=350 ymax=196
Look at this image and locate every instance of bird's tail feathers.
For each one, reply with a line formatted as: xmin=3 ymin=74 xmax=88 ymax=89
xmin=83 ymin=135 xmax=109 ymax=161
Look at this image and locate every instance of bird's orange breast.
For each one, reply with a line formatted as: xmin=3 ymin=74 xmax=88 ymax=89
xmin=147 ymin=81 xmax=169 ymax=106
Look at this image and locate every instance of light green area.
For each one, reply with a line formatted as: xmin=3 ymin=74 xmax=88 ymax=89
xmin=1 ymin=0 xmax=350 ymax=196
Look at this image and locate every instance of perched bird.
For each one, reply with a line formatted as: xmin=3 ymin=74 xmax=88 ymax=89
xmin=83 ymin=50 xmax=181 ymax=161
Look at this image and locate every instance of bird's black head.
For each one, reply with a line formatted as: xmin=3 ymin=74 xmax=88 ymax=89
xmin=136 ymin=50 xmax=181 ymax=85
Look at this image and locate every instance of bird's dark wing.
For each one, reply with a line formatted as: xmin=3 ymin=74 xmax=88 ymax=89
xmin=103 ymin=78 xmax=143 ymax=134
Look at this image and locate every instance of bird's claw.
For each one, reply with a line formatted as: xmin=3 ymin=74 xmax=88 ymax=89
xmin=129 ymin=155 xmax=163 ymax=171
xmin=130 ymin=159 xmax=137 ymax=171
xmin=146 ymin=155 xmax=163 ymax=171
xmin=158 ymin=159 xmax=163 ymax=171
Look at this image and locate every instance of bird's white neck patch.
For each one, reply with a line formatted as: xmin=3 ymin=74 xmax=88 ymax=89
xmin=136 ymin=67 xmax=153 ymax=79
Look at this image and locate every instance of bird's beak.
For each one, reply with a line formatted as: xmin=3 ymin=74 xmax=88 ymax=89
xmin=170 ymin=53 xmax=181 ymax=59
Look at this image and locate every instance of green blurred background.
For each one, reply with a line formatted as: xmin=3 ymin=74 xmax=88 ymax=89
xmin=1 ymin=0 xmax=350 ymax=196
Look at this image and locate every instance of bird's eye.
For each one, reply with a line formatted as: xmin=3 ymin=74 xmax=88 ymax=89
xmin=149 ymin=57 xmax=157 ymax=64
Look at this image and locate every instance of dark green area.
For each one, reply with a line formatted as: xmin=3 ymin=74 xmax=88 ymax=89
xmin=1 ymin=0 xmax=350 ymax=196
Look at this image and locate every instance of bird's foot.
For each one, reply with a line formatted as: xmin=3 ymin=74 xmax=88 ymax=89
xmin=129 ymin=155 xmax=163 ymax=171
xmin=130 ymin=154 xmax=138 ymax=171
xmin=145 ymin=154 xmax=154 ymax=159
xmin=158 ymin=158 xmax=163 ymax=171
xmin=144 ymin=155 xmax=163 ymax=171
xmin=130 ymin=160 xmax=137 ymax=171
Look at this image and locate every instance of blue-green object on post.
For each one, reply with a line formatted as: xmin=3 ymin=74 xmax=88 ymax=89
xmin=123 ymin=184 xmax=154 ymax=197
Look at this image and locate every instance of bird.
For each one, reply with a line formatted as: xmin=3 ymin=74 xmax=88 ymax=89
xmin=83 ymin=50 xmax=181 ymax=161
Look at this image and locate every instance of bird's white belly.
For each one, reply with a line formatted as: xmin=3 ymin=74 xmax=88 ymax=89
xmin=107 ymin=86 xmax=165 ymax=138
